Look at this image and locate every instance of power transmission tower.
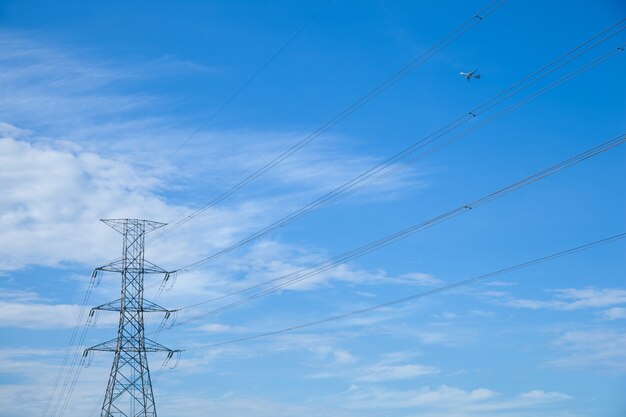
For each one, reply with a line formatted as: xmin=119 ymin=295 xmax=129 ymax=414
xmin=85 ymin=219 xmax=179 ymax=417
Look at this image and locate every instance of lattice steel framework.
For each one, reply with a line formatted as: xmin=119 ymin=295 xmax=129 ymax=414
xmin=86 ymin=219 xmax=178 ymax=417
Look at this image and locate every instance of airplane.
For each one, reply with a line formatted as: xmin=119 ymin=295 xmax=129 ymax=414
xmin=460 ymin=69 xmax=481 ymax=82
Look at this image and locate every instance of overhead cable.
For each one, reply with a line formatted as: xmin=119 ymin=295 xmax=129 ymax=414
xmin=174 ymin=20 xmax=625 ymax=275
xmin=183 ymin=232 xmax=626 ymax=351
xmin=42 ymin=271 xmax=100 ymax=417
xmin=177 ymin=132 xmax=626 ymax=324
xmin=150 ymin=0 xmax=508 ymax=241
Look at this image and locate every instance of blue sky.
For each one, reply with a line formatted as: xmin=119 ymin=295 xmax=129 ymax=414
xmin=0 ymin=1 xmax=625 ymax=416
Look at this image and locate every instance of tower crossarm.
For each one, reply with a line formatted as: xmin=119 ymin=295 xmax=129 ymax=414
xmin=92 ymin=299 xmax=178 ymax=313
xmin=85 ymin=338 xmax=178 ymax=355
xmin=143 ymin=338 xmax=180 ymax=353
xmin=84 ymin=338 xmax=118 ymax=353
xmin=100 ymin=218 xmax=166 ymax=234
xmin=94 ymin=259 xmax=171 ymax=275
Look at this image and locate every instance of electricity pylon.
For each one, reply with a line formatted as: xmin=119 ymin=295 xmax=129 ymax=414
xmin=85 ymin=219 xmax=179 ymax=417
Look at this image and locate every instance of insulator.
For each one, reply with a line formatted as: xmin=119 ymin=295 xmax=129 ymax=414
xmin=87 ymin=309 xmax=99 ymax=327
xmin=160 ymin=351 xmax=173 ymax=370
xmin=83 ymin=350 xmax=94 ymax=368
xmin=164 ymin=272 xmax=178 ymax=291
xmin=165 ymin=311 xmax=178 ymax=329
xmin=94 ymin=271 xmax=102 ymax=287
xmin=168 ymin=351 xmax=181 ymax=369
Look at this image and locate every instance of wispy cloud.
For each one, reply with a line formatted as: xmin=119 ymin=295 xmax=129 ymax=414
xmin=601 ymin=307 xmax=626 ymax=320
xmin=518 ymin=390 xmax=571 ymax=401
xmin=549 ymin=328 xmax=626 ymax=373
xmin=0 ymin=300 xmax=83 ymax=329
xmin=194 ymin=323 xmax=248 ymax=334
xmin=0 ymin=344 xmax=576 ymax=417
xmin=0 ymin=28 xmax=426 ymax=278
xmin=338 ymin=384 xmax=574 ymax=417
xmin=0 ymin=28 xmax=424 ymax=192
xmin=356 ymin=363 xmax=440 ymax=382
xmin=0 ymin=346 xmax=112 ymax=417
xmin=487 ymin=287 xmax=626 ymax=311
xmin=0 ymin=30 xmax=214 ymax=138
xmin=309 ymin=350 xmax=438 ymax=382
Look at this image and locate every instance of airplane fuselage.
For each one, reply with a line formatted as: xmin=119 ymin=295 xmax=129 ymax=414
xmin=460 ymin=71 xmax=480 ymax=81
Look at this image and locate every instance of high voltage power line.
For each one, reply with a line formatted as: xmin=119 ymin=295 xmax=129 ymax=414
xmin=169 ymin=19 xmax=625 ymax=276
xmin=136 ymin=19 xmax=624 ymax=312
xmin=182 ymin=232 xmax=626 ymax=351
xmin=149 ymin=0 xmax=508 ymax=242
xmin=172 ymin=132 xmax=626 ymax=325
xmin=41 ymin=271 xmax=99 ymax=417
xmin=139 ymin=19 xmax=625 ymax=331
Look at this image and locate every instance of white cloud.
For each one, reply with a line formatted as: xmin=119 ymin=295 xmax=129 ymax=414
xmin=0 ymin=134 xmax=179 ymax=270
xmin=194 ymin=323 xmax=246 ymax=334
xmin=434 ymin=311 xmax=458 ymax=320
xmin=332 ymin=349 xmax=358 ymax=364
xmin=0 ymin=30 xmax=424 ymax=198
xmin=379 ymin=351 xmax=421 ymax=364
xmin=0 ymin=30 xmax=214 ymax=142
xmin=518 ymin=390 xmax=571 ymax=400
xmin=483 ymin=280 xmax=517 ymax=287
xmin=601 ymin=307 xmax=626 ymax=320
xmin=338 ymin=385 xmax=573 ymax=417
xmin=356 ymin=363 xmax=440 ymax=382
xmin=0 ymin=346 xmax=111 ymax=417
xmin=309 ymin=350 xmax=437 ymax=383
xmin=395 ymin=272 xmax=442 ymax=286
xmin=343 ymin=385 xmax=498 ymax=409
xmin=0 ymin=30 xmax=428 ymax=310
xmin=549 ymin=329 xmax=626 ymax=372
xmin=0 ymin=298 xmax=122 ymax=329
xmin=491 ymin=287 xmax=626 ymax=311
xmin=0 ymin=128 xmax=426 ymax=285
xmin=0 ymin=343 xmax=576 ymax=417
xmin=157 ymin=394 xmax=314 ymax=417
xmin=165 ymin=237 xmax=439 ymax=307
xmin=0 ymin=122 xmax=30 ymax=137
xmin=0 ymin=288 xmax=43 ymax=303
xmin=411 ymin=329 xmax=466 ymax=346
xmin=0 ymin=300 xmax=83 ymax=329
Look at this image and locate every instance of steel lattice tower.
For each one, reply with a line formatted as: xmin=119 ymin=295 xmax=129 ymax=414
xmin=86 ymin=219 xmax=178 ymax=417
